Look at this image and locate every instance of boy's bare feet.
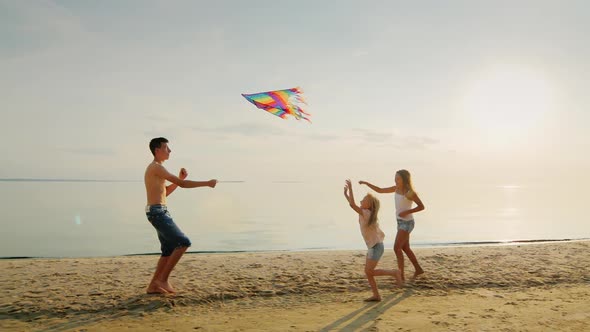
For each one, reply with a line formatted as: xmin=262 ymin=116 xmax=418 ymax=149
xmin=146 ymin=284 xmax=168 ymax=294
xmin=364 ymin=296 xmax=382 ymax=302
xmin=162 ymin=281 xmax=176 ymax=293
xmin=147 ymin=280 xmax=176 ymax=294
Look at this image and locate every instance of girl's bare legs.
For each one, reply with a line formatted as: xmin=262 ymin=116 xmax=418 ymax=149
xmin=372 ymin=267 xmax=403 ymax=287
xmin=402 ymin=241 xmax=424 ymax=277
xmin=394 ymin=230 xmax=410 ymax=282
xmin=364 ymin=258 xmax=381 ymax=301
xmin=364 ymin=257 xmax=403 ymax=301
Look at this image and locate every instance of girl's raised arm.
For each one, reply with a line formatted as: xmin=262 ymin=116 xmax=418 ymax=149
xmin=359 ymin=180 xmax=396 ymax=194
xmin=345 ymin=180 xmax=362 ymax=214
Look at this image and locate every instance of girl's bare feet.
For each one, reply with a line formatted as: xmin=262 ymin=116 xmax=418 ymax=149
xmin=414 ymin=268 xmax=424 ymax=278
xmin=393 ymin=270 xmax=403 ymax=287
xmin=364 ymin=296 xmax=382 ymax=302
xmin=409 ymin=269 xmax=425 ymax=283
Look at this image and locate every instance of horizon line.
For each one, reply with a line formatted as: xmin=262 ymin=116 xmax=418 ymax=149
xmin=0 ymin=178 xmax=317 ymax=184
xmin=0 ymin=178 xmax=140 ymax=183
xmin=0 ymin=178 xmax=248 ymax=183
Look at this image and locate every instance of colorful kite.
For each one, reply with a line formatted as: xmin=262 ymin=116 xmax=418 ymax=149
xmin=242 ymin=87 xmax=311 ymax=123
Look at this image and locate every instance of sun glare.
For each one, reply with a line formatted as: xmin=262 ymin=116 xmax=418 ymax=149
xmin=462 ymin=65 xmax=555 ymax=134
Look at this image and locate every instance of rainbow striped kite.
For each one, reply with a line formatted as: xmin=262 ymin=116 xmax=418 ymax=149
xmin=242 ymin=87 xmax=311 ymax=123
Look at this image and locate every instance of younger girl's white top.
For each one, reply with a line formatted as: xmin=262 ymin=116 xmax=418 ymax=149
xmin=359 ymin=209 xmax=385 ymax=248
xmin=395 ymin=192 xmax=414 ymax=221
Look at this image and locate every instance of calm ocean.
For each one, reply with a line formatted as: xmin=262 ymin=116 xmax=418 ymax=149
xmin=1 ymin=180 xmax=588 ymax=258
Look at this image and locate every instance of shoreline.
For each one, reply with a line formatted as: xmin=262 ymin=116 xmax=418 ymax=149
xmin=2 ymin=237 xmax=588 ymax=260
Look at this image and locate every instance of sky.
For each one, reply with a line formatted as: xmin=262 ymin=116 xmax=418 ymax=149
xmin=1 ymin=0 xmax=589 ymax=187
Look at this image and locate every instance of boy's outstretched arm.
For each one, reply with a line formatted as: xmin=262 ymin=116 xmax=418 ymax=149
xmin=359 ymin=180 xmax=396 ymax=194
xmin=155 ymin=164 xmax=217 ymax=189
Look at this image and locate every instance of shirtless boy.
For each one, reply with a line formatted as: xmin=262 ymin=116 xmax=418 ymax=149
xmin=144 ymin=137 xmax=217 ymax=294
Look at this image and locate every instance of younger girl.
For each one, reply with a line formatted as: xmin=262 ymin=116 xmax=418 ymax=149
xmin=360 ymin=170 xmax=425 ymax=282
xmin=344 ymin=179 xmax=402 ymax=302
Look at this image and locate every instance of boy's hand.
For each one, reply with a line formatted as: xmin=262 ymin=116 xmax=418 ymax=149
xmin=358 ymin=180 xmax=366 ymax=185
xmin=399 ymin=211 xmax=409 ymax=218
xmin=208 ymin=179 xmax=218 ymax=188
xmin=345 ymin=179 xmax=352 ymax=189
xmin=179 ymin=168 xmax=188 ymax=180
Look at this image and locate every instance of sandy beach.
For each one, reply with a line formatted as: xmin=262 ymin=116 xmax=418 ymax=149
xmin=1 ymin=241 xmax=589 ymax=331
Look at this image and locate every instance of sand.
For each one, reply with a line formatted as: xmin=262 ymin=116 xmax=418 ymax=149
xmin=1 ymin=241 xmax=589 ymax=331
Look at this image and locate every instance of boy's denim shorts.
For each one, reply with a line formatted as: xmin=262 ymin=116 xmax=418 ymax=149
xmin=145 ymin=205 xmax=191 ymax=257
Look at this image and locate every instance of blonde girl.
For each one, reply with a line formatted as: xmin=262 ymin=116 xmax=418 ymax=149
xmin=344 ymin=179 xmax=402 ymax=301
xmin=360 ymin=170 xmax=425 ymax=281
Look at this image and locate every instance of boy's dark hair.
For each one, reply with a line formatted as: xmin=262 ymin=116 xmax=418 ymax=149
xmin=149 ymin=137 xmax=169 ymax=156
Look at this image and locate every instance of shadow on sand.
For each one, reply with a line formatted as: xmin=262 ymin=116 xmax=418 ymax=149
xmin=31 ymin=293 xmax=175 ymax=332
xmin=319 ymin=289 xmax=413 ymax=332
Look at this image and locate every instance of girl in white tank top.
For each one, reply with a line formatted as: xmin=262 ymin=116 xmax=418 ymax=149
xmin=358 ymin=169 xmax=425 ymax=283
xmin=395 ymin=191 xmax=414 ymax=221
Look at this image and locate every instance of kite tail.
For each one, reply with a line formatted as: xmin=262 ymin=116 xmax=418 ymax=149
xmin=290 ymin=87 xmax=307 ymax=105
xmin=289 ymin=87 xmax=310 ymax=117
xmin=299 ymin=108 xmax=311 ymax=116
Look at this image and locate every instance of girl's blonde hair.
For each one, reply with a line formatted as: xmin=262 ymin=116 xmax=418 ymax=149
xmin=365 ymin=193 xmax=380 ymax=226
xmin=396 ymin=169 xmax=416 ymax=198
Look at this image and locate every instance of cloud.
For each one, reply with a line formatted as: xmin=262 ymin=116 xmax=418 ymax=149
xmin=351 ymin=49 xmax=370 ymax=58
xmin=348 ymin=128 xmax=439 ymax=150
xmin=405 ymin=136 xmax=439 ymax=149
xmin=185 ymin=123 xmax=438 ymax=150
xmin=307 ymin=133 xmax=341 ymax=142
xmin=376 ymin=135 xmax=439 ymax=150
xmin=59 ymin=147 xmax=117 ymax=156
xmin=352 ymin=128 xmax=394 ymax=142
xmin=144 ymin=114 xmax=169 ymax=122
xmin=190 ymin=122 xmax=289 ymax=138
